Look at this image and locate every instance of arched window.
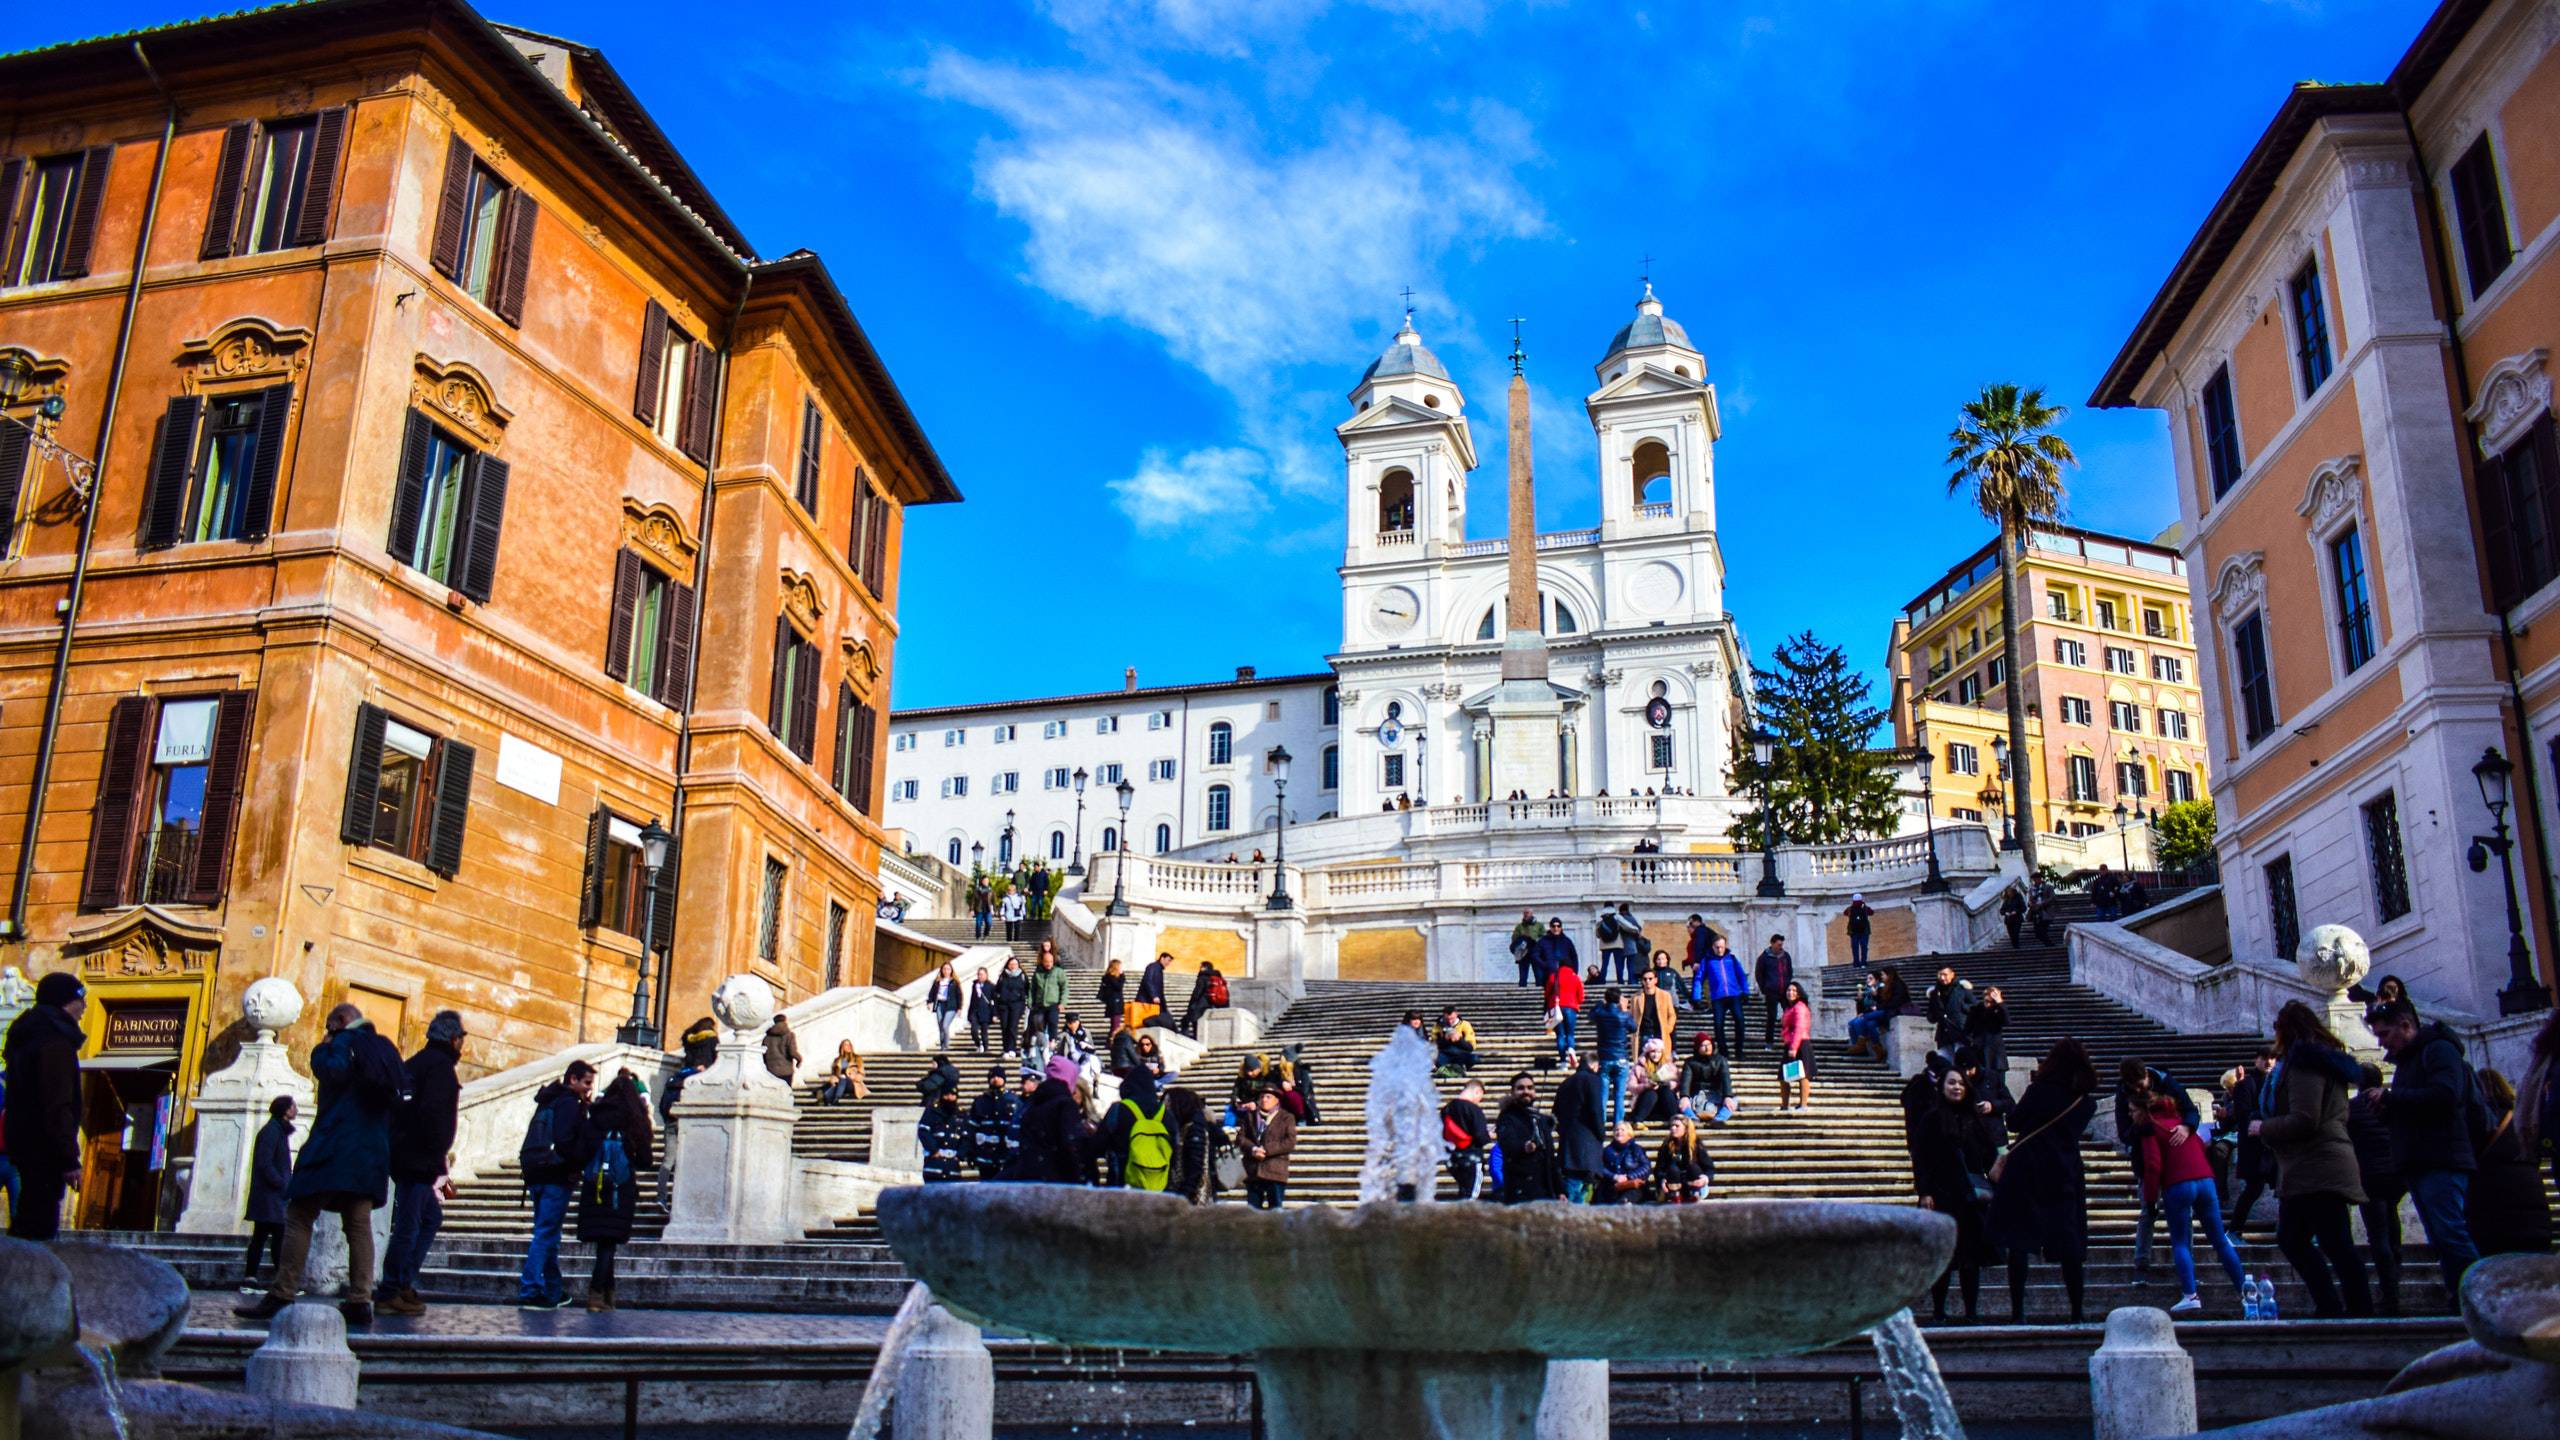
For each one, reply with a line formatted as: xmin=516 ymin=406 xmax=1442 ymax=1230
xmin=997 ymin=833 xmax=1014 ymax=864
xmin=1206 ymin=784 xmax=1232 ymax=831
xmin=1048 ymin=829 xmax=1066 ymax=860
xmin=1632 ymin=439 xmax=1672 ymax=510
xmin=1322 ymin=744 xmax=1340 ymax=790
xmin=1208 ymin=721 xmax=1233 ymax=765
xmin=1378 ymin=468 xmax=1415 ymax=535
xmin=1477 ymin=590 xmax=1577 ymax=638
xmin=1553 ymin=599 xmax=1579 ymax=634
xmin=946 ymin=837 xmax=962 ymax=865
xmin=1477 ymin=605 xmax=1497 ymax=640
xmin=1100 ymin=825 xmax=1118 ymax=853
xmin=1322 ymin=686 xmax=1340 ymax=725
xmin=1154 ymin=822 xmax=1172 ymax=852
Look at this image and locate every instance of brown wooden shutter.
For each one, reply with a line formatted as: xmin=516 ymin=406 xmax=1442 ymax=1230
xmin=830 ymin=680 xmax=851 ymax=795
xmin=290 ymin=108 xmax=348 ymax=248
xmin=388 ymin=410 xmax=433 ymax=564
xmin=80 ymin=696 xmax=154 ymax=910
xmin=56 ymin=145 xmax=116 ymax=279
xmin=850 ymin=700 xmax=877 ymax=814
xmin=456 ymin=452 xmax=509 ymax=603
xmin=0 ymin=417 xmax=30 ymax=555
xmin=768 ymin=615 xmax=792 ymax=736
xmin=603 ymin=549 xmax=643 ymax=682
xmin=790 ymin=642 xmax=820 ymax=761
xmin=846 ymin=478 xmax=870 ymax=588
xmin=140 ymin=395 xmax=203 ymax=550
xmin=186 ymin=690 xmax=255 ymax=904
xmin=426 ymin=735 xmax=476 ymax=878
xmin=632 ymin=301 xmax=668 ymax=426
xmin=241 ymin=382 xmax=291 ymax=541
xmin=864 ymin=487 xmax=890 ymax=591
xmin=0 ymin=160 xmax=21 ymax=263
xmin=678 ymin=346 xmax=718 ymax=463
xmin=577 ymin=804 xmax=609 ymax=928
xmin=340 ymin=702 xmax=388 ymax=844
xmin=428 ymin=134 xmax=472 ymax=280
xmin=797 ymin=399 xmax=822 ymax=512
xmin=201 ymin=121 xmax=255 ymax=260
xmin=649 ymin=832 xmax=680 ymax=956
xmin=489 ymin=187 xmax=535 ymax=327
xmin=658 ymin=580 xmax=696 ymax=708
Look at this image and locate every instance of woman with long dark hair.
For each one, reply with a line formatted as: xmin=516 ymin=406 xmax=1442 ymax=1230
xmin=1777 ymin=980 xmax=1814 ymax=1112
xmin=2252 ymin=1001 xmax=2374 ymax=1315
xmin=577 ymin=1070 xmax=654 ymax=1312
xmin=1910 ymin=1066 xmax=2004 ymax=1322
xmin=1988 ymin=1039 xmax=2099 ymax=1323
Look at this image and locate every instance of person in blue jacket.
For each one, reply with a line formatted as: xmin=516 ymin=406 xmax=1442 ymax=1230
xmin=1701 ymin=935 xmax=1752 ymax=1059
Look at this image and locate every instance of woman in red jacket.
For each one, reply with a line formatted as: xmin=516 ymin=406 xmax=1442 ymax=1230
xmin=2143 ymin=1091 xmax=2248 ymax=1313
xmin=1545 ymin=961 xmax=1586 ymax=1065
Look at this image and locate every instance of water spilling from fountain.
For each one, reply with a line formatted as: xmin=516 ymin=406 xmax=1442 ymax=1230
xmin=73 ymin=1341 xmax=131 ymax=1440
xmin=847 ymin=1282 xmax=939 ymax=1440
xmin=1359 ymin=1026 xmax=1445 ymax=1203
xmin=1869 ymin=1309 xmax=1966 ymax=1440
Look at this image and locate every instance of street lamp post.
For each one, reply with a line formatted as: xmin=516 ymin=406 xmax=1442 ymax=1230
xmin=1991 ymin=736 xmax=2018 ymax=850
xmin=1067 ymin=768 xmax=1090 ymax=876
xmin=618 ymin=818 xmax=674 ymax=1047
xmin=1911 ymin=707 xmax=1948 ymax=895
xmin=970 ymin=841 xmax=983 ymax=875
xmin=1750 ymin=728 xmax=1785 ymax=898
xmin=1003 ymin=808 xmax=1016 ymax=869
xmin=1982 ymin=782 xmax=2005 ymax=854
xmin=1106 ymin=778 xmax=1135 ymax=917
xmin=2114 ymin=799 xmax=2133 ymax=872
xmin=2468 ymin=746 xmax=2553 ymax=1015
xmin=1266 ymin=746 xmax=1294 ymax=911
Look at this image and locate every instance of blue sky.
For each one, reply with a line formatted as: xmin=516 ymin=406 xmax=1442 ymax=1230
xmin=39 ymin=0 xmax=2435 ymax=708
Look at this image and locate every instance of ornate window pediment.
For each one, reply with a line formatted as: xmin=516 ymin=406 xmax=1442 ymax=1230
xmin=410 ymin=356 xmax=512 ymax=447
xmin=621 ymin=500 xmax=698 ymax=573
xmin=61 ymin=905 xmax=223 ymax=980
xmin=2468 ymin=349 xmax=2551 ymax=459
xmin=177 ymin=319 xmax=313 ymax=394
xmin=780 ymin=568 xmax=824 ymax=633
xmin=2294 ymin=455 xmax=2364 ymax=538
xmin=2210 ymin=551 xmax=2267 ymax=624
xmin=842 ymin=637 xmax=882 ymax=690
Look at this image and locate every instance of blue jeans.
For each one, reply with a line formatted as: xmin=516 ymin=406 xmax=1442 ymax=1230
xmin=1849 ymin=933 xmax=1870 ymax=966
xmin=1709 ymin=996 xmax=1749 ymax=1056
xmin=2405 ymin=1169 xmax=2480 ymax=1294
xmin=1848 ymin=1013 xmax=1886 ymax=1047
xmin=379 ymin=1178 xmax=445 ymax=1295
xmin=1686 ymin=1096 xmax=1733 ymax=1125
xmin=2161 ymin=1176 xmax=2245 ymax=1298
xmin=1553 ymin=1007 xmax=1578 ymax=1060
xmin=517 ymin=1183 xmax=572 ymax=1303
xmin=1564 ymin=1178 xmax=1593 ymax=1204
xmin=1602 ymin=1059 xmax=1629 ymax=1127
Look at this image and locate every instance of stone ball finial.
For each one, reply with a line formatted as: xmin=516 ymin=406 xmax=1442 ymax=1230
xmin=2297 ymin=923 xmax=2370 ymax=996
xmin=242 ymin=976 xmax=304 ymax=1043
xmin=711 ymin=974 xmax=776 ymax=1035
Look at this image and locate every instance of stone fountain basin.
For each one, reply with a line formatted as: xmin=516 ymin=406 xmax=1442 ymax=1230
xmin=879 ymin=1185 xmax=1955 ymax=1360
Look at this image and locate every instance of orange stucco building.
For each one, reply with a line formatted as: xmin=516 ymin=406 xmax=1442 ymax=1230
xmin=0 ymin=0 xmax=956 ymax=1225
xmin=2093 ymin=0 xmax=2555 ymax=1020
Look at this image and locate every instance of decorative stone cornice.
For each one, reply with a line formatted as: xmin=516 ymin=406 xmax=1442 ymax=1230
xmin=621 ymin=500 xmax=698 ymax=573
xmin=62 ymin=905 xmax=223 ymax=980
xmin=410 ymin=356 xmax=511 ymax=447
xmin=780 ymin=569 xmax=824 ymax=633
xmin=2210 ymin=552 xmax=2268 ymax=625
xmin=2468 ymin=349 xmax=2551 ymax=459
xmin=178 ymin=319 xmax=313 ymax=393
xmin=843 ymin=637 xmax=882 ymax=692
xmin=2294 ymin=455 xmax=2364 ymax=535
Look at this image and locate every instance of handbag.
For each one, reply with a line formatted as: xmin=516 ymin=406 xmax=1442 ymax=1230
xmin=1987 ymin=1100 xmax=2079 ymax=1185
xmin=1213 ymin=1144 xmax=1247 ymax=1192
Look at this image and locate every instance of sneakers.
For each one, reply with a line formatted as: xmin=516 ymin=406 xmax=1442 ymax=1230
xmin=2130 ymin=1263 xmax=2154 ymax=1286
xmin=376 ymin=1289 xmax=427 ymax=1317
xmin=2169 ymin=1294 xmax=2203 ymax=1314
xmin=516 ymin=1293 xmax=573 ymax=1311
xmin=233 ymin=1293 xmax=291 ymax=1321
xmin=339 ymin=1299 xmax=374 ymax=1328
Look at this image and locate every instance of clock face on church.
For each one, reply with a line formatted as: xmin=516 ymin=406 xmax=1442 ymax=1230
xmin=1369 ymin=587 xmax=1420 ymax=638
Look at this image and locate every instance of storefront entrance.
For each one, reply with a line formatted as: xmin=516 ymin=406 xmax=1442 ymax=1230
xmin=58 ymin=907 xmax=219 ymax=1233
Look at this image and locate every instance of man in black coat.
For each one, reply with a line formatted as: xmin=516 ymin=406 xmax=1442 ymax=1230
xmin=4 ymin=972 xmax=87 ymax=1240
xmin=1924 ymin=964 xmax=1975 ymax=1049
xmin=376 ymin=1010 xmax=466 ymax=1316
xmin=510 ymin=1059 xmax=598 ymax=1311
xmin=966 ymin=1066 xmax=1021 ymax=1179
xmin=238 ymin=1003 xmax=407 ymax=1326
xmin=240 ymin=1095 xmax=296 ymax=1287
xmin=1552 ymin=1054 xmax=1608 ymax=1203
xmin=1494 ymin=1072 xmax=1560 ymax=1203
xmin=2371 ymin=1002 xmax=2485 ymax=1296
xmin=1441 ymin=1080 xmax=1494 ymax=1200
xmin=1754 ymin=936 xmax=1796 ymax=1046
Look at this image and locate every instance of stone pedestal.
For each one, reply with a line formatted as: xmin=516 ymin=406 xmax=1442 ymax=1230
xmin=891 ymin=1300 xmax=995 ymax=1440
xmin=1537 ymin=1359 xmax=1609 ymax=1439
xmin=1253 ymin=910 xmax=1307 ymax=991
xmin=2089 ymin=1306 xmax=2194 ymax=1440
xmin=175 ymin=979 xmax=314 ymax=1237
xmin=305 ymin=1202 xmax=395 ymax=1296
xmin=872 ymin=1106 xmax=924 ymax=1173
xmin=1489 ymin=691 xmax=1565 ymax=802
xmin=246 ymin=1300 xmax=360 ymax=1409
xmin=1886 ymin=1016 xmax=1938 ymax=1076
xmin=662 ymin=977 xmax=802 ymax=1246
xmin=1197 ymin=1006 xmax=1264 ymax=1049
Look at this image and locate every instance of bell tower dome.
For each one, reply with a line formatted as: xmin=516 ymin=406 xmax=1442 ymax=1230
xmin=1586 ymin=283 xmax=1721 ymax=539
xmin=1339 ymin=312 xmax=1476 ymax=564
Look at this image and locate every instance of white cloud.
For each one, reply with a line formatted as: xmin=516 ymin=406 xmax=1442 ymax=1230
xmin=1035 ymin=0 xmax=1498 ymax=55
xmin=1108 ymin=445 xmax=1271 ymax=531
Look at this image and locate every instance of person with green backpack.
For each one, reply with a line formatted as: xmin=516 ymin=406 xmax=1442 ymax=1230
xmin=576 ymin=1070 xmax=654 ymax=1312
xmin=1099 ymin=1070 xmax=1179 ymax=1192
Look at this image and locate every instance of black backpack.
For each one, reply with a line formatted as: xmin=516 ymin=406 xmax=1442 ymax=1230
xmin=519 ymin=1098 xmax=566 ymax=1174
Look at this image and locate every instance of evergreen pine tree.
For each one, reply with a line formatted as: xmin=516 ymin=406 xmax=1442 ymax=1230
xmin=1729 ymin=631 xmax=1900 ymax=848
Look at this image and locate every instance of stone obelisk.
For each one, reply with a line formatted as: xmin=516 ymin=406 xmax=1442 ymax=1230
xmin=1489 ymin=322 xmax=1565 ymax=799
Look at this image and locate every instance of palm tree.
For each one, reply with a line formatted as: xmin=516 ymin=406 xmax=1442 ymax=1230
xmin=1945 ymin=383 xmax=2077 ymax=874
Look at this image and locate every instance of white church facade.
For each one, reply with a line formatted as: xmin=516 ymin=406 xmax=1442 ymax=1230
xmin=884 ymin=287 xmax=1753 ymax=863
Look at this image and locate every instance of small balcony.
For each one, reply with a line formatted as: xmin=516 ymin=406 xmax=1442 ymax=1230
xmin=1375 ymin=528 xmax=1416 ymax=547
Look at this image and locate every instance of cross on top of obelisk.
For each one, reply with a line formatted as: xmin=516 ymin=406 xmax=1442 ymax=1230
xmin=1509 ymin=317 xmax=1526 ymax=375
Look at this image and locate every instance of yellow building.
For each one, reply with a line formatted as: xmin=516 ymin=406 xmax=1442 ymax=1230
xmin=1888 ymin=525 xmax=2211 ymax=848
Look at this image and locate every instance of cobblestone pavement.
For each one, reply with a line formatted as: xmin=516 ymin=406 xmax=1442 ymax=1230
xmin=184 ymin=1293 xmax=894 ymax=1344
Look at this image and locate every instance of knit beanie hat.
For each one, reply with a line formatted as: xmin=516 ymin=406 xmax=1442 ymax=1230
xmin=34 ymin=972 xmax=84 ymax=1008
xmin=1044 ymin=1056 xmax=1081 ymax=1085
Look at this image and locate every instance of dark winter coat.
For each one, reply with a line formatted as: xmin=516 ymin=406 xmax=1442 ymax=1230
xmin=967 ymin=981 xmax=998 ymax=1027
xmin=1924 ymin=979 xmax=1975 ymax=1042
xmin=2222 ymin=1065 xmax=2277 ymax=1182
xmin=1236 ymin=1103 xmax=1296 ymax=1184
xmin=2256 ymin=1044 xmax=2365 ymax=1202
xmin=1095 ymin=971 xmax=1126 ymax=1016
xmin=1531 ymin=933 xmax=1579 ymax=980
xmin=1441 ymin=1096 xmax=1492 ymax=1153
xmin=1597 ymin=1139 xmax=1651 ymax=1202
xmin=1753 ymin=947 xmax=1794 ymax=998
xmin=1553 ymin=1067 xmax=1608 ymax=1178
xmin=1136 ymin=960 xmax=1168 ymax=1006
xmin=2382 ymin=1020 xmax=2484 ymax=1175
xmin=2 ymin=1003 xmax=83 ymax=1173
xmin=2346 ymin=1087 xmax=2399 ymax=1191
xmin=763 ymin=1022 xmax=800 ymax=1083
xmin=287 ymin=1020 xmax=408 ymax=1206
xmin=1680 ymin=1051 xmax=1731 ymax=1107
xmin=576 ymin=1094 xmax=654 ymax=1244
xmin=968 ymin=1086 xmax=1023 ymax=1176
xmin=1001 ymin=1079 xmax=1094 ymax=1184
xmin=994 ymin=969 xmax=1030 ymax=1012
xmin=2469 ymin=1108 xmax=2554 ymax=1256
xmin=246 ymin=1115 xmax=295 ymax=1225
xmin=918 ymin=1099 xmax=970 ymax=1183
xmin=927 ymin=975 xmax=963 ymax=1016
xmin=1963 ymin=1002 xmax=2008 ymax=1076
xmin=1985 ymin=1079 xmax=2096 ymax=1261
xmin=389 ymin=1042 xmax=463 ymax=1184
xmin=1910 ymin=1102 xmax=2004 ymax=1262
xmin=1654 ymin=1136 xmax=1713 ymax=1197
xmin=1495 ymin=1098 xmax=1561 ymax=1202
xmin=520 ymin=1080 xmax=598 ymax=1190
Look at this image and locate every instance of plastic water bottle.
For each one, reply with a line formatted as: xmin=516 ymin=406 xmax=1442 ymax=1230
xmin=2241 ymin=1274 xmax=2262 ymax=1319
xmin=2258 ymin=1277 xmax=2279 ymax=1321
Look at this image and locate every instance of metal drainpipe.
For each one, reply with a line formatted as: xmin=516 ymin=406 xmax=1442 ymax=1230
xmin=653 ymin=270 xmax=753 ymax=1039
xmin=2400 ymin=106 xmax=2560 ymax=973
xmin=6 ymin=44 xmax=178 ymax=941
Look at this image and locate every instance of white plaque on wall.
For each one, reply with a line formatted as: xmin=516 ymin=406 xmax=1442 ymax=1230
xmin=494 ymin=733 xmax=562 ymax=805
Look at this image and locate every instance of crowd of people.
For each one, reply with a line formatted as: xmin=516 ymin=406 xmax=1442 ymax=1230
xmin=963 ymin=861 xmax=1060 ymax=941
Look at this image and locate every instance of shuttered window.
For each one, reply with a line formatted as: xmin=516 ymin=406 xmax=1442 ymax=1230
xmin=79 ymin=690 xmax=256 ymax=911
xmin=848 ymin=469 xmax=890 ymax=595
xmin=139 ymin=386 xmax=292 ymax=548
xmin=577 ymin=806 xmax=654 ymax=938
xmin=2232 ymin=610 xmax=2277 ymax=744
xmin=795 ymin=397 xmax=823 ymax=513
xmin=0 ymin=411 xmax=35 ymax=555
xmin=2289 ymin=258 xmax=2333 ymax=397
xmin=831 ymin=681 xmax=877 ymax=813
xmin=757 ymin=855 xmax=788 ymax=966
xmin=2448 ymin=134 xmax=2515 ymax=299
xmin=339 ymin=701 xmax=475 ymax=877
xmin=2478 ymin=416 xmax=2560 ymax=610
xmin=388 ymin=410 xmax=510 ymax=603
xmin=632 ymin=299 xmax=715 ymax=462
xmin=824 ymin=901 xmax=848 ymax=990
xmin=767 ymin=617 xmax=820 ymax=763
xmin=603 ymin=547 xmax=697 ymax=705
xmin=0 ymin=145 xmax=113 ymax=287
xmin=427 ymin=135 xmax=534 ymax=326
xmin=201 ymin=110 xmax=346 ymax=260
xmin=2200 ymin=366 xmax=2243 ymax=498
